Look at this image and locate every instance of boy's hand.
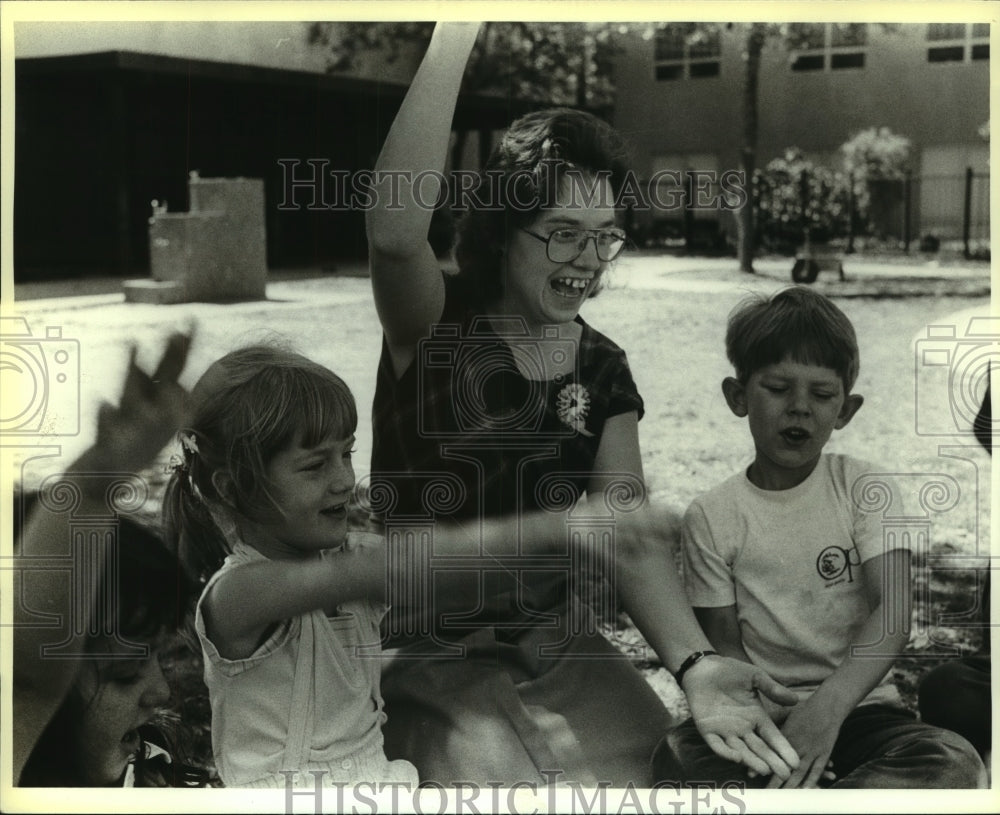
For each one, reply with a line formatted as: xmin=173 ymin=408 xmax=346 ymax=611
xmin=764 ymin=697 xmax=842 ymax=788
xmin=683 ymin=656 xmax=800 ymax=780
xmin=90 ymin=333 xmax=192 ymax=474
xmin=758 ymin=691 xmax=793 ymax=726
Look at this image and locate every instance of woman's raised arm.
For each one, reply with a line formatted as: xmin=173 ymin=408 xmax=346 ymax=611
xmin=367 ymin=22 xmax=480 ymax=373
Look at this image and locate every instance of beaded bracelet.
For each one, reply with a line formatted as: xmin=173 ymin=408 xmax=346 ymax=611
xmin=674 ymin=650 xmax=720 ymax=687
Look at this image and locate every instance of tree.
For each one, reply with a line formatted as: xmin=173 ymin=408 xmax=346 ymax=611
xmin=708 ymin=22 xmax=893 ymax=272
xmin=735 ymin=23 xmax=769 ymax=273
xmin=308 ymin=22 xmax=625 ymax=106
xmin=307 ymin=22 xmax=628 ymax=170
xmin=309 ymin=21 xmax=899 ymax=273
xmin=739 ymin=23 xmax=899 ymax=273
xmin=841 ymin=127 xmax=912 ymax=183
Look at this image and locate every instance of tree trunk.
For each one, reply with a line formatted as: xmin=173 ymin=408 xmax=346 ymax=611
xmin=577 ymin=29 xmax=590 ymax=108
xmin=450 ymin=129 xmax=469 ymax=174
xmin=478 ymin=128 xmax=492 ymax=169
xmin=738 ymin=24 xmax=766 ymax=274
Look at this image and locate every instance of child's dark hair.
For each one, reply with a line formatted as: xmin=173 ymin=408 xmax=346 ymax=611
xmin=454 ymin=108 xmax=631 ymax=307
xmin=162 ymin=345 xmax=358 ymax=584
xmin=16 ymin=496 xmax=195 ymax=786
xmin=725 ymin=287 xmax=860 ymax=391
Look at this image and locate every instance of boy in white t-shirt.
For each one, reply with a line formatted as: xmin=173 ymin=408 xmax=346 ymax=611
xmin=654 ymin=287 xmax=985 ymax=789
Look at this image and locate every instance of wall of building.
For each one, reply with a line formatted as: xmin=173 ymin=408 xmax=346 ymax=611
xmin=611 ymin=23 xmax=989 ymax=244
xmin=13 ymin=20 xmax=423 ymax=83
xmin=613 ymin=23 xmax=989 ymax=175
xmin=14 ymin=56 xmax=387 ymax=278
xmin=14 ymin=46 xmax=533 ymax=280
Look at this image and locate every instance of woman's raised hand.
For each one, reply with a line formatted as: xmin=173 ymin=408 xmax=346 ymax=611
xmin=432 ymin=20 xmax=482 ymax=42
xmin=681 ymin=655 xmax=801 ymax=780
xmin=92 ymin=332 xmax=192 ymax=474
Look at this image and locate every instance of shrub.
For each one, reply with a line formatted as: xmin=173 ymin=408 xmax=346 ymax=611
xmin=841 ymin=127 xmax=912 ymax=235
xmin=753 ymin=148 xmax=850 ymax=253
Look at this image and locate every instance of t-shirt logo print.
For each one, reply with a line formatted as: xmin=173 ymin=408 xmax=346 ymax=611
xmin=556 ymin=383 xmax=594 ymax=437
xmin=816 ymin=545 xmax=861 ymax=585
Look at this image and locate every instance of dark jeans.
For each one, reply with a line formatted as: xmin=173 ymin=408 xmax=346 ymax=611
xmin=918 ymin=655 xmax=991 ymax=758
xmin=653 ymin=703 xmax=986 ymax=789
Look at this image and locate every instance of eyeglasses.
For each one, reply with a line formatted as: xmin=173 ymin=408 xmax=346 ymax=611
xmin=519 ymin=227 xmax=628 ymax=263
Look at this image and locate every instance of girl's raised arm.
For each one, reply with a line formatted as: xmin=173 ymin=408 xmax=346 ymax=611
xmin=366 ymin=22 xmax=480 ymax=376
xmin=201 ymin=545 xmax=388 ymax=660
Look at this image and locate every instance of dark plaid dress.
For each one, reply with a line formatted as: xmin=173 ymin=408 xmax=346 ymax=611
xmin=372 ymin=274 xmax=645 ymax=525
xmin=371 ymin=273 xmax=671 ymax=785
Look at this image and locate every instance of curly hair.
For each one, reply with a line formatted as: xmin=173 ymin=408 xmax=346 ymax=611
xmin=453 ymin=108 xmax=631 ymax=307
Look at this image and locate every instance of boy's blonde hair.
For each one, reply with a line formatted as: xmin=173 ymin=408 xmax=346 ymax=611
xmin=725 ymin=286 xmax=860 ymax=391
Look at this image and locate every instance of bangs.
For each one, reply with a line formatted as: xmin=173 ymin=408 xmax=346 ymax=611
xmin=230 ymin=359 xmax=358 ymax=458
xmin=225 ymin=358 xmax=357 ymax=515
xmin=286 ymin=366 xmax=359 ymax=449
xmin=742 ymin=316 xmax=855 ymax=380
xmin=726 ymin=287 xmax=859 ymax=389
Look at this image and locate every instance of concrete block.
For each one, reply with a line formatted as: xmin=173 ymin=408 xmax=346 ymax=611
xmin=130 ymin=173 xmax=268 ymax=303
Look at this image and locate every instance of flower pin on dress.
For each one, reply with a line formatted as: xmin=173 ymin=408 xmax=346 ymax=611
xmin=556 ymin=383 xmax=594 ymax=437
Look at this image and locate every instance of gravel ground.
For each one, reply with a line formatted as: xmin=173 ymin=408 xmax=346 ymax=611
xmin=6 ymin=253 xmax=992 ymax=746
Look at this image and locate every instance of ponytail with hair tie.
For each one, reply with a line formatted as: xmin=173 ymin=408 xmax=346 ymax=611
xmin=166 ymin=431 xmax=203 ymax=499
xmin=163 ymin=429 xmax=227 ymax=584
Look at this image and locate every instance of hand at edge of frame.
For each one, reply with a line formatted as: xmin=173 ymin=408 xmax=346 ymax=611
xmin=89 ymin=332 xmax=193 ymax=475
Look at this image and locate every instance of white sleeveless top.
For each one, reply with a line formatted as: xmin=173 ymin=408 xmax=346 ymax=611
xmin=195 ymin=532 xmax=418 ymax=788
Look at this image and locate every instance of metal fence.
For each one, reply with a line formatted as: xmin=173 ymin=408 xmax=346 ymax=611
xmin=869 ymin=170 xmax=989 ymax=257
xmin=628 ymin=168 xmax=989 ymax=258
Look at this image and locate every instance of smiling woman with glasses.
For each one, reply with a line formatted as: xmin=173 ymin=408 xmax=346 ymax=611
xmin=364 ymin=21 xmax=800 ymax=789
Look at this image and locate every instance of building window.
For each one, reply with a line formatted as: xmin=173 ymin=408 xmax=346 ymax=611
xmin=927 ymin=23 xmax=989 ymax=63
xmin=654 ymin=23 xmax=721 ymax=81
xmin=788 ymin=23 xmax=867 ymax=72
